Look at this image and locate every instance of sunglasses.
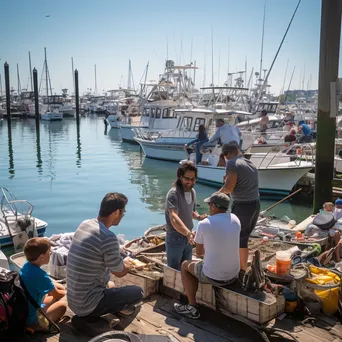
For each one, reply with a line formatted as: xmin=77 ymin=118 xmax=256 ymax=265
xmin=182 ymin=176 xmax=197 ymax=182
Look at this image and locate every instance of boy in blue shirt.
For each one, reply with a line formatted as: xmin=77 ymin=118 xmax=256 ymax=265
xmin=20 ymin=237 xmax=67 ymax=331
xmin=297 ymin=120 xmax=312 ymax=143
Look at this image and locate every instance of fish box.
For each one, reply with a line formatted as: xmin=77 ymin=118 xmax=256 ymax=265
xmin=163 ymin=265 xmax=216 ymax=309
xmin=216 ymin=287 xmax=285 ymax=324
xmin=111 ymin=272 xmax=159 ymax=298
xmin=163 ymin=265 xmax=285 ymax=324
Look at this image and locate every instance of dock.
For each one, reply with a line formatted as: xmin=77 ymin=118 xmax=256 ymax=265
xmin=11 ymin=292 xmax=342 ymax=342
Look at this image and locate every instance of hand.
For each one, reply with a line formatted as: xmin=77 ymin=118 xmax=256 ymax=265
xmin=123 ymin=257 xmax=134 ymax=270
xmin=187 ymin=232 xmax=196 ymax=245
xmin=199 ymin=214 xmax=208 ymax=220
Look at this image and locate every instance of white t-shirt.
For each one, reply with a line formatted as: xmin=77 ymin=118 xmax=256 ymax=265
xmin=209 ymin=124 xmax=240 ymax=145
xmin=194 ymin=213 xmax=241 ymax=281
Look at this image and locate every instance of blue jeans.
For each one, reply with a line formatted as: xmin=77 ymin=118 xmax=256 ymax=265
xmin=166 ymin=230 xmax=193 ymax=271
xmin=186 ymin=139 xmax=209 ymax=164
xmin=88 ymin=286 xmax=143 ymax=317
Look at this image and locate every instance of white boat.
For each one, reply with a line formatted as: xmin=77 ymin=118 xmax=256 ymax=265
xmin=41 ymin=111 xmax=63 ymax=121
xmin=134 ymin=107 xmax=244 ymax=162
xmin=193 ymin=144 xmax=314 ymax=196
xmin=0 ymin=188 xmax=47 ymax=249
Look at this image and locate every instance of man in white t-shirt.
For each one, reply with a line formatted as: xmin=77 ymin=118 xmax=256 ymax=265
xmin=205 ymin=119 xmax=241 ymax=146
xmin=174 ymin=192 xmax=241 ymax=319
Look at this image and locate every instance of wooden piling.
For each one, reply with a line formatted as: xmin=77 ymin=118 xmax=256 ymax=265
xmin=4 ymin=62 xmax=11 ymax=128
xmin=313 ymin=0 xmax=342 ymax=213
xmin=75 ymin=69 xmax=79 ymax=123
xmin=33 ymin=68 xmax=40 ymax=131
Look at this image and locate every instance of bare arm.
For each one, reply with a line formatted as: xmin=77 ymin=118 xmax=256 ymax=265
xmin=47 ymin=284 xmax=66 ymax=300
xmin=195 ymin=243 xmax=205 ymax=257
xmin=169 ymin=208 xmax=192 ymax=237
xmin=219 ymin=171 xmax=237 ymax=194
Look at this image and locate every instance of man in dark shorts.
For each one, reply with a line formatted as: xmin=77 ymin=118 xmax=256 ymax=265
xmin=219 ymin=141 xmax=260 ymax=271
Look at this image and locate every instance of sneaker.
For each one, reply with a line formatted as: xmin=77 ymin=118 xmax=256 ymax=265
xmin=173 ymin=303 xmax=200 ymax=319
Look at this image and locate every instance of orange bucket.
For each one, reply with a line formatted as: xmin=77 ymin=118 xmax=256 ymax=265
xmin=276 ymin=251 xmax=292 ymax=276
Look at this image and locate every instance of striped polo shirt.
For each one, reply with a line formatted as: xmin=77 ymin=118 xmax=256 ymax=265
xmin=67 ymin=218 xmax=124 ymax=316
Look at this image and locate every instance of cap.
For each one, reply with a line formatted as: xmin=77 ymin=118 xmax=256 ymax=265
xmin=204 ymin=192 xmax=230 ymax=209
xmin=221 ymin=140 xmax=239 ymax=154
xmin=216 ymin=118 xmax=225 ymax=125
xmin=335 ymin=198 xmax=342 ymax=205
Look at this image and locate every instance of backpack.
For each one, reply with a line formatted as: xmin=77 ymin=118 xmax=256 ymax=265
xmin=0 ymin=269 xmax=29 ymax=339
xmin=312 ymin=212 xmax=336 ymax=231
xmin=0 ymin=268 xmax=60 ymax=338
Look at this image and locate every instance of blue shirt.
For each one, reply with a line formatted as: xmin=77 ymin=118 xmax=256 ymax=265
xmin=20 ymin=261 xmax=54 ymax=326
xmin=300 ymin=124 xmax=311 ymax=136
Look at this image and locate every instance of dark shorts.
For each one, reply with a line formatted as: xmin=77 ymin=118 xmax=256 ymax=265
xmin=232 ymin=200 xmax=260 ymax=248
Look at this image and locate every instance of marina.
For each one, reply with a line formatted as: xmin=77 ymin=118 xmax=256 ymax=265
xmin=2 ymin=1 xmax=342 ymax=341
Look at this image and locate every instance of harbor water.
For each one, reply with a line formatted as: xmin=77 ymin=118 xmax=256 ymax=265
xmin=0 ymin=116 xmax=312 ymax=242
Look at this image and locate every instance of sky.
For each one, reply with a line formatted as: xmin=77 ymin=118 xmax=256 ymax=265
xmin=0 ymin=0 xmax=327 ymax=96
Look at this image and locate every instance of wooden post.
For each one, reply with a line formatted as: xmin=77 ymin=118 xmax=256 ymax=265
xmin=75 ymin=69 xmax=79 ymax=123
xmin=4 ymin=62 xmax=11 ymax=128
xmin=33 ymin=68 xmax=40 ymax=131
xmin=313 ymin=1 xmax=342 ymax=213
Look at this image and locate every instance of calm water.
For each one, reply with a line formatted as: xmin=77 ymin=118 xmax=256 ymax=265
xmin=0 ymin=116 xmax=312 ymax=241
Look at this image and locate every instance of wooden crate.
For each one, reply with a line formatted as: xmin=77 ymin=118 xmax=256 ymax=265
xmin=111 ymin=272 xmax=158 ymax=298
xmin=163 ymin=265 xmax=215 ymax=309
xmin=217 ymin=287 xmax=285 ymax=324
xmin=163 ymin=265 xmax=284 ymax=323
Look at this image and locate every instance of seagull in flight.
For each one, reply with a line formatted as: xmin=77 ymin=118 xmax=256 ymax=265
xmin=45 ymin=15 xmax=51 ymax=17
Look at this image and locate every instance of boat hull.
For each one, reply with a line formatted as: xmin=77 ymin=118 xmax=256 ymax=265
xmin=120 ymin=124 xmax=147 ymax=143
xmin=41 ymin=112 xmax=63 ymax=121
xmin=197 ymin=164 xmax=313 ymax=195
xmin=0 ymin=220 xmax=47 ymax=247
xmin=135 ymin=138 xmax=191 ymax=162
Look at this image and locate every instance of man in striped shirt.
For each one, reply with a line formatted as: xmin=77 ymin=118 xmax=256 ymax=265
xmin=67 ymin=192 xmax=143 ymax=319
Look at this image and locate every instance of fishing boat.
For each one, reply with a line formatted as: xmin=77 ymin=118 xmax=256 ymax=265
xmin=0 ymin=188 xmax=47 ymax=249
xmin=193 ymin=143 xmax=315 ymax=196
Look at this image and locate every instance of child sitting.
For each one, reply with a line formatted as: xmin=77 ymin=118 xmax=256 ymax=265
xmin=323 ymin=202 xmax=334 ymax=213
xmin=20 ymin=237 xmax=67 ymax=332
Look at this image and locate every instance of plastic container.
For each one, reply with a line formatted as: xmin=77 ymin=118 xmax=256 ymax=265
xmin=276 ymin=251 xmax=292 ymax=276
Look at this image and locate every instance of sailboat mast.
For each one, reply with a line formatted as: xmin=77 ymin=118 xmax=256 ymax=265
xmin=17 ymin=64 xmax=21 ymax=95
xmin=72 ymin=57 xmax=75 ymax=94
xmin=211 ymin=27 xmax=214 ymax=86
xmin=44 ymin=47 xmax=49 ymax=109
xmin=29 ymin=51 xmax=33 ymax=91
xmin=94 ymin=64 xmax=97 ymax=95
xmin=259 ymin=1 xmax=267 ymax=81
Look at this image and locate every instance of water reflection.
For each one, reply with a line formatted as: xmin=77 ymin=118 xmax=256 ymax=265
xmin=76 ymin=124 xmax=82 ymax=168
xmin=36 ymin=131 xmax=43 ymax=176
xmin=7 ymin=127 xmax=14 ymax=178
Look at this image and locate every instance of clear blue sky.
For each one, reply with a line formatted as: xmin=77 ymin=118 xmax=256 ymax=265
xmin=0 ymin=0 xmax=325 ymax=95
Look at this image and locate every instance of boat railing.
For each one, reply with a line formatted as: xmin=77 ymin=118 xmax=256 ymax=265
xmin=251 ymin=143 xmax=315 ymax=169
xmin=1 ymin=188 xmax=34 ymax=220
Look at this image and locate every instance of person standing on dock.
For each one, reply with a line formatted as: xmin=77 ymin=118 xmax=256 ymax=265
xmin=165 ymin=162 xmax=207 ymax=271
xmin=218 ymin=141 xmax=260 ymax=271
xmin=67 ymin=192 xmax=143 ymax=323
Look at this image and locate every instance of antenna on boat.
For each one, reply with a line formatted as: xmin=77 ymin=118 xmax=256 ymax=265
xmin=226 ymin=36 xmax=230 ymax=85
xmin=127 ymin=59 xmax=132 ymax=90
xmin=28 ymin=51 xmax=33 ymax=91
xmin=0 ymin=73 xmax=2 ymax=97
xmin=217 ymin=44 xmax=221 ymax=85
xmin=245 ymin=57 xmax=247 ymax=86
xmin=259 ymin=0 xmax=267 ymax=82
